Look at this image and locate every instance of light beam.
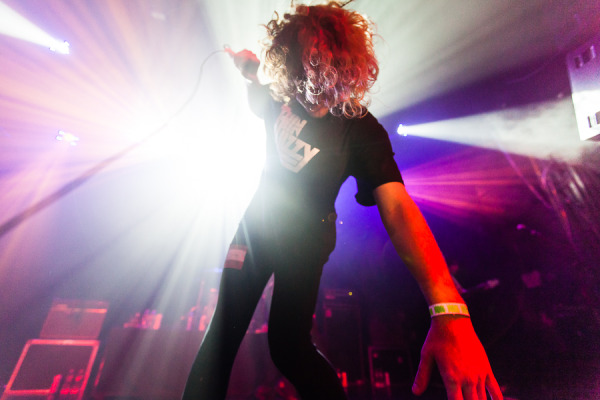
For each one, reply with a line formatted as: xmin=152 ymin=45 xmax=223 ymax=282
xmin=394 ymin=97 xmax=595 ymax=162
xmin=0 ymin=1 xmax=70 ymax=53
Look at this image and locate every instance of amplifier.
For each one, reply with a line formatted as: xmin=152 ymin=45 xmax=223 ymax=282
xmin=92 ymin=328 xmax=282 ymax=400
xmin=40 ymin=299 xmax=108 ymax=340
xmin=92 ymin=329 xmax=204 ymax=400
xmin=321 ymin=299 xmax=365 ymax=384
xmin=1 ymin=339 xmax=99 ymax=400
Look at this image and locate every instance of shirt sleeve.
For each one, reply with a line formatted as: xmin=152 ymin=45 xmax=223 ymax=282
xmin=348 ymin=112 xmax=403 ymax=206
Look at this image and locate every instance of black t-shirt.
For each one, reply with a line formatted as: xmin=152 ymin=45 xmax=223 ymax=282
xmin=240 ymin=95 xmax=402 ymax=252
xmin=259 ymin=98 xmax=402 ymax=208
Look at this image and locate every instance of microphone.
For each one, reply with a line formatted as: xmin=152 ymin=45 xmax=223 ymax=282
xmin=222 ymin=47 xmax=260 ymax=82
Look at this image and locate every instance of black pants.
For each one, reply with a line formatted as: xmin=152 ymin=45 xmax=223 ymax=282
xmin=182 ymin=216 xmax=346 ymax=400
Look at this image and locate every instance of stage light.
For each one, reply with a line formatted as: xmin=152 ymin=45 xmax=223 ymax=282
xmin=49 ymin=40 xmax=70 ymax=55
xmin=0 ymin=1 xmax=70 ymax=54
xmin=55 ymin=130 xmax=79 ymax=146
xmin=393 ymin=97 xmax=589 ymax=162
xmin=396 ymin=124 xmax=408 ymax=136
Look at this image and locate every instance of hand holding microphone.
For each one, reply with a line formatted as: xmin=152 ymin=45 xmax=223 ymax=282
xmin=224 ymin=46 xmax=260 ymax=83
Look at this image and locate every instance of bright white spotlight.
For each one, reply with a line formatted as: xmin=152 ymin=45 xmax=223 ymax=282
xmin=56 ymin=130 xmax=79 ymax=146
xmin=396 ymin=123 xmax=409 ymax=136
xmin=0 ymin=2 xmax=70 ymax=55
xmin=394 ymin=97 xmax=590 ymax=161
xmin=49 ymin=40 xmax=70 ymax=55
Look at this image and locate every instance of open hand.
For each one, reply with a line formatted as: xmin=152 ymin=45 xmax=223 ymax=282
xmin=412 ymin=316 xmax=503 ymax=400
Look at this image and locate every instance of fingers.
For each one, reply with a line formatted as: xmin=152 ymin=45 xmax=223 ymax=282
xmin=223 ymin=48 xmax=260 ymax=81
xmin=461 ymin=377 xmax=482 ymax=400
xmin=413 ymin=359 xmax=502 ymax=400
xmin=486 ymin=374 xmax=504 ymax=400
xmin=412 ymin=351 xmax=433 ymax=395
xmin=223 ymin=47 xmax=253 ymax=64
xmin=477 ymin=377 xmax=486 ymax=400
xmin=444 ymin=378 xmax=489 ymax=400
xmin=415 ymin=319 xmax=503 ymax=400
xmin=440 ymin=368 xmax=501 ymax=400
xmin=441 ymin=376 xmax=462 ymax=400
xmin=460 ymin=374 xmax=503 ymax=400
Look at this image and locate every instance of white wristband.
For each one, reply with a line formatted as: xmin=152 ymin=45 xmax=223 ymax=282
xmin=429 ymin=303 xmax=470 ymax=318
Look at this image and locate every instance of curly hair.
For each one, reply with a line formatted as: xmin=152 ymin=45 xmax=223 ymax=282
xmin=263 ymin=1 xmax=379 ymax=118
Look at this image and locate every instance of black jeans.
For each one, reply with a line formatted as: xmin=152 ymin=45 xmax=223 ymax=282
xmin=182 ymin=215 xmax=346 ymax=400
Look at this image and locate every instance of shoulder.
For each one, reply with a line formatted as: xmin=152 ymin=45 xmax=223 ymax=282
xmin=347 ymin=110 xmax=389 ymax=142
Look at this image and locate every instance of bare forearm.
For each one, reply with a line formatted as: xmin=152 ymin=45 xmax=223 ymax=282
xmin=374 ymin=182 xmax=463 ymax=305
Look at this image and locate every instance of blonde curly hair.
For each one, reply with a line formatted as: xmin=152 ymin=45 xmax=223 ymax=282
xmin=263 ymin=1 xmax=379 ymax=118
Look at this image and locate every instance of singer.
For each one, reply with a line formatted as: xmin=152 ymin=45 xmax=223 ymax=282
xmin=182 ymin=2 xmax=503 ymax=399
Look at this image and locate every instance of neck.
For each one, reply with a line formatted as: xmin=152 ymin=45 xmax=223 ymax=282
xmin=307 ymin=106 xmax=329 ymax=118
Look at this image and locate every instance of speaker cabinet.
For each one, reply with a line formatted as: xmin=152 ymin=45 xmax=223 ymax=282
xmin=40 ymin=299 xmax=108 ymax=340
xmin=321 ymin=290 xmax=365 ymax=384
xmin=1 ymin=339 xmax=99 ymax=400
xmin=92 ymin=329 xmax=203 ymax=400
xmin=92 ymin=328 xmax=284 ymax=400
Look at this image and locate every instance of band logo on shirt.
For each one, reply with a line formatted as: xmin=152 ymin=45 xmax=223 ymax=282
xmin=274 ymin=105 xmax=320 ymax=173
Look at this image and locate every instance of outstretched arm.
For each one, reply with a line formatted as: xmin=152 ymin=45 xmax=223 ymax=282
xmin=373 ymin=181 xmax=503 ymax=400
